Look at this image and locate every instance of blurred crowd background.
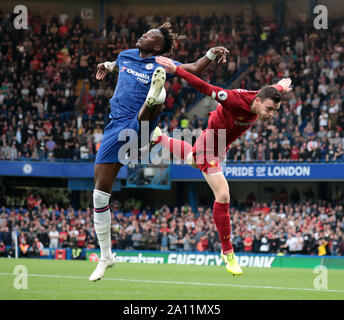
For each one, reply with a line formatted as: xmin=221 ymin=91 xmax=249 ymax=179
xmin=1 ymin=11 xmax=343 ymax=162
xmin=1 ymin=191 xmax=343 ymax=258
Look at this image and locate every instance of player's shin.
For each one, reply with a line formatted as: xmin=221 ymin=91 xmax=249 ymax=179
xmin=212 ymin=201 xmax=233 ymax=254
xmin=93 ymin=189 xmax=112 ymax=260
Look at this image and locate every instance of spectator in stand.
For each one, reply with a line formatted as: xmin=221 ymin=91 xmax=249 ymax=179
xmin=182 ymin=231 xmax=196 ymax=251
xmin=19 ymin=238 xmax=30 ymax=257
xmin=147 ymin=229 xmax=159 ymax=250
xmin=131 ymin=227 xmax=142 ymax=250
xmin=29 ymin=237 xmax=43 ymax=258
xmin=48 ymin=225 xmax=59 ymax=249
xmin=59 ymin=226 xmax=69 ymax=248
xmin=69 ymin=225 xmax=79 ymax=246
xmin=338 ymin=239 xmax=344 ymax=256
xmin=0 ymin=241 xmax=7 ymax=257
xmin=243 ymin=232 xmax=253 ymax=253
xmin=160 ymin=230 xmax=169 ymax=251
xmin=168 ymin=230 xmax=178 ymax=251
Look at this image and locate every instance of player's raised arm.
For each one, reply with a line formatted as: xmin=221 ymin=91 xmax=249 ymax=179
xmin=274 ymin=78 xmax=292 ymax=93
xmin=156 ymin=56 xmax=230 ymax=104
xmin=95 ymin=61 xmax=117 ymax=80
xmin=178 ymin=46 xmax=230 ymax=75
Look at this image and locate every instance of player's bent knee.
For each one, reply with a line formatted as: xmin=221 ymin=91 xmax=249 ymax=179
xmin=93 ymin=189 xmax=111 ymax=209
xmin=215 ymin=191 xmax=230 ymax=204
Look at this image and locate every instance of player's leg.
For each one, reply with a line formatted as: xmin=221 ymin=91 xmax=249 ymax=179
xmin=138 ymin=67 xmax=166 ymax=122
xmin=89 ymin=163 xmax=122 ymax=282
xmin=152 ymin=128 xmax=194 ymax=163
xmin=202 ymin=171 xmax=232 ymax=251
xmin=138 ymin=103 xmax=164 ymax=122
xmin=202 ymin=171 xmax=242 ymax=276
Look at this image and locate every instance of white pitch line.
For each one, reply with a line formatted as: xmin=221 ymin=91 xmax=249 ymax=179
xmin=0 ymin=272 xmax=343 ymax=294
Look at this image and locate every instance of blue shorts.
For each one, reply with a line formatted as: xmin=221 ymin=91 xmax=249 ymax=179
xmin=95 ymin=114 xmax=160 ymax=164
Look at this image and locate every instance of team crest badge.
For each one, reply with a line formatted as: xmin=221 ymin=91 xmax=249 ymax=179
xmin=145 ymin=63 xmax=154 ymax=70
xmin=218 ymin=90 xmax=228 ymax=101
xmin=209 ymin=160 xmax=217 ymax=168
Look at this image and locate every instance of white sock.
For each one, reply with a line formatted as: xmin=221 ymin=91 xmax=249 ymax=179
xmin=93 ymin=189 xmax=112 ymax=260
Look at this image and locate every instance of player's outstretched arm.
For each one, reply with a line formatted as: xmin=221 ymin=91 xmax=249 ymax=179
xmin=95 ymin=61 xmax=117 ymax=80
xmin=178 ymin=46 xmax=229 ymax=76
xmin=156 ymin=56 xmax=227 ymax=102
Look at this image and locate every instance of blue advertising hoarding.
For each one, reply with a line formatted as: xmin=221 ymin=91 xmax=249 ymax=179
xmin=0 ymin=161 xmax=344 ymax=181
xmin=0 ymin=161 xmax=127 ymax=179
xmin=170 ymin=163 xmax=344 ymax=181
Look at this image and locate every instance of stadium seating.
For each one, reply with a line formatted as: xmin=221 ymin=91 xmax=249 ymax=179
xmin=1 ymin=11 xmax=342 ymax=162
xmin=0 ymin=195 xmax=343 ymax=257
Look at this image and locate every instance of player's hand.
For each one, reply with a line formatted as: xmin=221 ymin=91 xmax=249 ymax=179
xmin=155 ymin=56 xmax=177 ymax=73
xmin=209 ymin=46 xmax=230 ymax=64
xmin=277 ymin=78 xmax=292 ymax=93
xmin=96 ymin=63 xmax=108 ymax=80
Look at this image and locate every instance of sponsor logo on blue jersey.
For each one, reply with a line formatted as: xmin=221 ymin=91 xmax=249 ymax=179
xmin=120 ymin=65 xmax=150 ymax=84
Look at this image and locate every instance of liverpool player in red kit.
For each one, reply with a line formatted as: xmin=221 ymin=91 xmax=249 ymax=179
xmin=153 ymin=55 xmax=292 ymax=276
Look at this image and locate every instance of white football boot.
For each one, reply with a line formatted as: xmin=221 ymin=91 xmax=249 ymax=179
xmin=89 ymin=254 xmax=116 ymax=282
xmin=151 ymin=126 xmax=163 ymax=145
xmin=145 ymin=67 xmax=166 ymax=107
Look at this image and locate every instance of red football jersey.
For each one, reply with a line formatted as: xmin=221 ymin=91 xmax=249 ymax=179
xmin=175 ymin=66 xmax=259 ymax=150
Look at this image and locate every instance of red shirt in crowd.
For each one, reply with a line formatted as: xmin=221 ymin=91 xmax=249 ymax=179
xmin=27 ymin=195 xmax=36 ymax=209
xmin=291 ymin=145 xmax=299 ymax=160
xmin=244 ymin=236 xmax=253 ymax=252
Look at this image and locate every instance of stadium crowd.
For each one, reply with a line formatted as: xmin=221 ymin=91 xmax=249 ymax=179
xmin=0 ymin=190 xmax=344 ymax=258
xmin=7 ymin=9 xmax=343 ymax=163
xmin=224 ymin=17 xmax=344 ymax=163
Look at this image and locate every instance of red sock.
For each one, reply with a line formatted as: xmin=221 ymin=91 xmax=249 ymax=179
xmin=155 ymin=134 xmax=192 ymax=161
xmin=212 ymin=201 xmax=233 ymax=254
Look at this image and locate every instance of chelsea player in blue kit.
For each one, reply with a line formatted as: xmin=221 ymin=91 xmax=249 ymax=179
xmin=89 ymin=22 xmax=229 ymax=281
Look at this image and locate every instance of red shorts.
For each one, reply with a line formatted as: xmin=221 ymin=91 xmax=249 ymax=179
xmin=192 ymin=129 xmax=227 ymax=175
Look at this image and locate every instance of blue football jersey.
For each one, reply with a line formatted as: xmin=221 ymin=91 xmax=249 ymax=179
xmin=109 ymin=49 xmax=181 ymax=120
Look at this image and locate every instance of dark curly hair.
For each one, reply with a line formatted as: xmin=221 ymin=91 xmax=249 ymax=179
xmin=158 ymin=22 xmax=181 ymax=55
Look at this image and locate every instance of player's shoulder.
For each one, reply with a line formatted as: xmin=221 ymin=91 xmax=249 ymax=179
xmin=231 ymin=88 xmax=258 ymax=99
xmin=172 ymin=59 xmax=182 ymax=66
xmin=117 ymin=48 xmax=138 ymax=59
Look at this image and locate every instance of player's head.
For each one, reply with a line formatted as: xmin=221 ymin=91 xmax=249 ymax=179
xmin=252 ymin=86 xmax=283 ymax=121
xmin=136 ymin=22 xmax=179 ymax=55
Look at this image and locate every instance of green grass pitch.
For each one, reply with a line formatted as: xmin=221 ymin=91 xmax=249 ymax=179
xmin=0 ymin=258 xmax=343 ymax=300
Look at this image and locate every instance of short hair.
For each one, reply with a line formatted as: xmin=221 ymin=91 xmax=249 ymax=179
xmin=158 ymin=22 xmax=180 ymax=55
xmin=256 ymin=85 xmax=283 ymax=104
